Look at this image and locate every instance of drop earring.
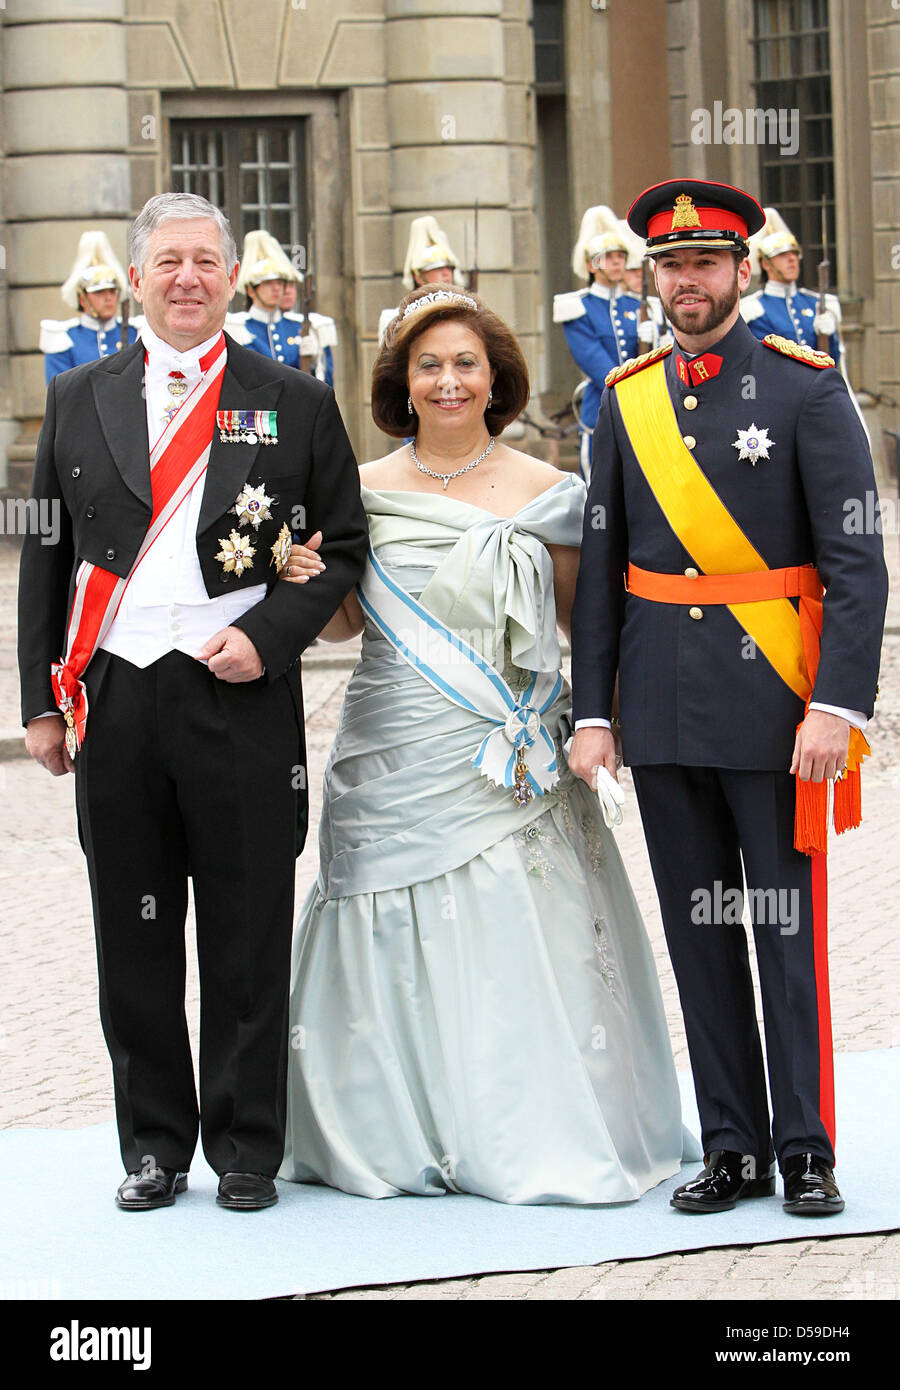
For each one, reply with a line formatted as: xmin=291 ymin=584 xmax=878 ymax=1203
xmin=407 ymin=395 xmax=414 ymax=416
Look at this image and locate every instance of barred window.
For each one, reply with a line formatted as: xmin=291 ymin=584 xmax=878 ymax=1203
xmin=752 ymin=0 xmax=834 ymax=270
xmin=170 ymin=119 xmax=308 ymax=266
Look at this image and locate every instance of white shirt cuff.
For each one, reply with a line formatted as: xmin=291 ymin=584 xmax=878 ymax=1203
xmin=574 ymin=718 xmax=612 ymax=730
xmin=809 ymin=702 xmax=868 ymax=731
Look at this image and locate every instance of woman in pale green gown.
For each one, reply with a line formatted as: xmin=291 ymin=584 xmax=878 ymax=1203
xmin=278 ymin=286 xmax=691 ymax=1204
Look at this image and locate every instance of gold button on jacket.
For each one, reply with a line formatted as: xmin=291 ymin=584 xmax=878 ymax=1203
xmin=689 ymin=606 xmax=703 ymax=620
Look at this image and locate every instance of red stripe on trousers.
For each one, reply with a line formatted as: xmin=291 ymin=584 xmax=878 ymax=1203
xmin=811 ymin=849 xmax=835 ymax=1151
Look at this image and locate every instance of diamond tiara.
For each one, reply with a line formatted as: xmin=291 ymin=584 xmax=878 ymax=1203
xmin=401 ymin=290 xmax=478 ymax=320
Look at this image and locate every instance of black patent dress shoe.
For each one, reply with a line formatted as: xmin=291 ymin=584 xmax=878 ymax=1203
xmin=116 ymin=1166 xmax=188 ymax=1211
xmin=782 ymin=1153 xmax=844 ymax=1216
xmin=216 ymin=1172 xmax=278 ymax=1210
xmin=671 ymin=1149 xmax=776 ymax=1213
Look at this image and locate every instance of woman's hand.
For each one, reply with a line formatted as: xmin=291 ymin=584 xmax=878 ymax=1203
xmin=280 ymin=531 xmax=326 ymax=584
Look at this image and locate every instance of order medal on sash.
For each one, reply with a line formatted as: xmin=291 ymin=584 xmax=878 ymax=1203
xmin=162 ymin=371 xmax=188 ymax=427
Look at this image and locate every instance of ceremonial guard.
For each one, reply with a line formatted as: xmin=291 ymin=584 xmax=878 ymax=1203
xmin=378 ymin=215 xmax=464 ymax=344
xmin=40 ymin=231 xmax=138 ymax=382
xmin=569 ymin=179 xmax=887 ymax=1217
xmin=553 ymin=207 xmax=642 ymax=481
xmin=281 ymin=277 xmax=338 ymax=389
xmin=740 ymin=208 xmax=868 ymax=440
xmin=226 ymin=231 xmax=338 ymax=388
xmin=620 ymin=218 xmax=669 ymax=352
xmin=740 ymin=209 xmax=839 ymax=357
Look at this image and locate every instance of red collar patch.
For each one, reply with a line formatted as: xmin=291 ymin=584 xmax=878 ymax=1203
xmin=675 ymin=352 xmax=723 ymax=386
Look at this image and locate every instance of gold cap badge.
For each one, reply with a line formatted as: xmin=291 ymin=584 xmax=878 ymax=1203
xmin=671 ymin=193 xmax=702 ymax=230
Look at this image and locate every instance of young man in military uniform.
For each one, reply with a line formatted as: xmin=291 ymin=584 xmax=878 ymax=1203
xmin=569 ymin=178 xmax=887 ymax=1217
xmin=280 ymin=275 xmax=338 ymax=389
xmin=741 ymin=209 xmax=839 ymax=359
xmin=40 ymin=231 xmax=139 ymax=382
xmin=553 ymin=207 xmax=642 ymax=482
xmin=377 ymin=215 xmax=463 ymax=344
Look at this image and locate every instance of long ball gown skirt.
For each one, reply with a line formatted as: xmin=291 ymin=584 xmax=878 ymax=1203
xmin=280 ymin=478 xmax=696 ymax=1203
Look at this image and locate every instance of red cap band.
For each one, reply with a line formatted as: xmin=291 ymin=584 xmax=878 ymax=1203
xmin=647 ymin=206 xmax=749 ymax=240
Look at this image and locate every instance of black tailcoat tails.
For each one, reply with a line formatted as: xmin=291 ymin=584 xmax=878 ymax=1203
xmin=18 ymin=336 xmax=369 ymax=1176
xmin=571 ymin=316 xmax=887 ymax=1170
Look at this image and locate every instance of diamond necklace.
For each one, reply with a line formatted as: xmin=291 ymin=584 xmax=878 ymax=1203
xmin=409 ymin=435 xmax=495 ymax=490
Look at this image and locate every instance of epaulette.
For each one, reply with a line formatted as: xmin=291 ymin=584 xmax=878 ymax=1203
xmin=287 ymin=310 xmax=338 ymax=348
xmin=39 ymin=317 xmax=79 ymax=354
xmin=762 ymin=334 xmax=834 ymax=369
xmin=223 ymin=311 xmax=252 ymax=345
xmin=552 ymin=289 xmax=588 ymax=324
xmin=378 ymin=307 xmax=398 ymax=344
xmin=739 ymin=295 xmax=765 ymax=323
xmin=605 ymin=342 xmax=673 ymax=388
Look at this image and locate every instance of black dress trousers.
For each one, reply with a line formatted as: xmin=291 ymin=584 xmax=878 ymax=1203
xmin=631 ymin=763 xmax=835 ymax=1171
xmin=75 ymin=648 xmax=299 ymax=1177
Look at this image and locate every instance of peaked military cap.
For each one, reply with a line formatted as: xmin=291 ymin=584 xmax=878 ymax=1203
xmin=627 ymin=179 xmax=765 ymax=256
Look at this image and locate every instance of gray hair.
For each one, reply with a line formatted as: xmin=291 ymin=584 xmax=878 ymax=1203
xmin=129 ymin=193 xmax=238 ymax=275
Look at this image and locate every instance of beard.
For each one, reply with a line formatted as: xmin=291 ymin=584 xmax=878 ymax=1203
xmin=661 ymin=269 xmax=740 ymax=337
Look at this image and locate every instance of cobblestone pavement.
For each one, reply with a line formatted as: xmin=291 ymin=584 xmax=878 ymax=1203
xmin=2 ymin=532 xmax=898 ymax=1301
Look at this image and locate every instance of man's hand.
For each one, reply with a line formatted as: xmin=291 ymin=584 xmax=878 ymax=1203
xmin=196 ymin=626 xmax=263 ymax=682
xmin=790 ymin=709 xmax=850 ymax=783
xmin=25 ymin=714 xmax=74 ymax=776
xmin=567 ymin=726 xmax=618 ymax=789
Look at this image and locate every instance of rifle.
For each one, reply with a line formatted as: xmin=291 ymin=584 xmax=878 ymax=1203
xmin=119 ymin=296 xmax=130 ymax=352
xmin=639 ymin=257 xmax=656 ymax=351
xmin=816 ymin=196 xmax=831 ymax=354
xmin=468 ymin=199 xmax=479 ymax=293
xmin=300 ymin=222 xmax=316 ymax=374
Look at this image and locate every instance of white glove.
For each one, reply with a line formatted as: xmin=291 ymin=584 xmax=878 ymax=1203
xmin=299 ymin=334 xmax=318 ymax=357
xmin=637 ymin=319 xmax=656 ymax=346
xmin=813 ymin=311 xmax=836 ymax=339
xmin=594 ymin=765 xmax=625 ymax=829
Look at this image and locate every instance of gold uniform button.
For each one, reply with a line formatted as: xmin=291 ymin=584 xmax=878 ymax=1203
xmin=683 ymin=434 xmax=697 ymax=449
xmin=689 ymin=606 xmax=703 ymax=620
xmin=683 ymin=394 xmax=698 ymax=410
xmin=684 ymin=567 xmax=699 ymax=578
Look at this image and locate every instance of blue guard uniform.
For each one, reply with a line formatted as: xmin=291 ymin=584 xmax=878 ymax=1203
xmin=554 ymin=283 xmax=641 ymax=442
xmin=741 ymin=208 xmax=867 ymax=441
xmin=554 ymin=207 xmax=641 ymax=482
xmin=41 ymin=315 xmax=138 ymax=383
xmin=40 ymin=230 xmax=137 ymax=383
xmin=230 ymin=229 xmax=337 ymax=386
xmin=742 ymin=281 xmax=840 ymax=361
xmin=241 ymin=305 xmax=305 ymax=369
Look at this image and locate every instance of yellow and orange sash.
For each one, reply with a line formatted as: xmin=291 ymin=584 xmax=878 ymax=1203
xmin=614 ymin=358 xmax=867 ymax=855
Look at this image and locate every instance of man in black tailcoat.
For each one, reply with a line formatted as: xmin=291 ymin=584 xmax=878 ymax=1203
xmin=569 ymin=179 xmax=887 ymax=1216
xmin=18 ymin=193 xmax=368 ymax=1211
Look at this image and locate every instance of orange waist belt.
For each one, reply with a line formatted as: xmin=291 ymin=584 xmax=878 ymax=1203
xmin=625 ymin=560 xmax=868 ymax=855
xmin=626 ymin=562 xmax=823 ymax=605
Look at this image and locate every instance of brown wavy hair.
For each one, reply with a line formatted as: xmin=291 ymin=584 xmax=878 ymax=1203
xmin=371 ymin=285 xmax=530 ymax=438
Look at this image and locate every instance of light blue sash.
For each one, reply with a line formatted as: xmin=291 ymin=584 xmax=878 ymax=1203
xmin=358 ymin=546 xmax=563 ymax=804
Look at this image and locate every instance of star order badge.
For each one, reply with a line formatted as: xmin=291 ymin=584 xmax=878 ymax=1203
xmin=215 ymin=529 xmax=256 ymax=577
xmin=732 ymin=424 xmax=773 ymax=466
xmin=231 ymin=482 xmax=274 ymax=530
xmin=270 ymin=522 xmax=292 ymax=573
